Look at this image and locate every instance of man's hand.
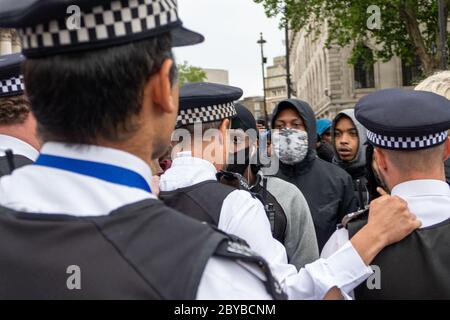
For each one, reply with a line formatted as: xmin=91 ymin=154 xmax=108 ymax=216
xmin=351 ymin=188 xmax=421 ymax=265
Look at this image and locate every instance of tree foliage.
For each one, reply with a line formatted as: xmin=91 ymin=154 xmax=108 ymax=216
xmin=177 ymin=61 xmax=207 ymax=87
xmin=254 ymin=0 xmax=450 ymax=75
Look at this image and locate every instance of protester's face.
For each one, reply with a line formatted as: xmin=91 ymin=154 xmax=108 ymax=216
xmin=321 ymin=129 xmax=332 ymax=144
xmin=225 ymin=127 xmax=258 ymax=175
xmin=334 ymin=116 xmax=359 ymax=161
xmin=273 ymin=108 xmax=306 ymax=131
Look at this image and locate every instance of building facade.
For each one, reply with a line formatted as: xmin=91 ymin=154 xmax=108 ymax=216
xmin=289 ymin=21 xmax=421 ymax=119
xmin=0 ymin=29 xmax=21 ymax=55
xmin=239 ymin=96 xmax=265 ymax=121
xmin=203 ymin=68 xmax=229 ymax=85
xmin=264 ymin=56 xmax=288 ymax=114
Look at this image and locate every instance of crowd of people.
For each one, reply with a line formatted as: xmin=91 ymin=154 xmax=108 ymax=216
xmin=0 ymin=0 xmax=449 ymax=300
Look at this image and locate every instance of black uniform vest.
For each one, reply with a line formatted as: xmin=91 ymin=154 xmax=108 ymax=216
xmin=0 ymin=199 xmax=286 ymax=299
xmin=159 ymin=180 xmax=235 ymax=226
xmin=348 ymin=213 xmax=450 ymax=299
xmin=160 ymin=179 xmax=287 ymax=243
xmin=251 ymin=178 xmax=287 ymax=243
xmin=0 ymin=154 xmax=33 ymax=177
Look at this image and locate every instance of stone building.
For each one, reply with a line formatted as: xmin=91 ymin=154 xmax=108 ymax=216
xmin=239 ymin=96 xmax=265 ymax=121
xmin=203 ymin=68 xmax=229 ymax=85
xmin=264 ymin=56 xmax=288 ymax=114
xmin=0 ymin=29 xmax=21 ymax=55
xmin=289 ymin=21 xmax=422 ymax=119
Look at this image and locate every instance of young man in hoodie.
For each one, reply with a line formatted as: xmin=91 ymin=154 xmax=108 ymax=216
xmin=228 ymin=103 xmax=319 ymax=269
xmin=332 ymin=109 xmax=369 ymax=210
xmin=315 ymin=119 xmax=334 ymax=163
xmin=271 ymin=99 xmax=358 ymax=251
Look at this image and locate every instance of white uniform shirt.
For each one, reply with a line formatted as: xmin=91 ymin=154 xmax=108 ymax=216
xmin=0 ymin=134 xmax=39 ymax=161
xmin=321 ymin=179 xmax=450 ymax=291
xmin=160 ymin=152 xmax=374 ymax=299
xmin=0 ymin=142 xmax=271 ymax=300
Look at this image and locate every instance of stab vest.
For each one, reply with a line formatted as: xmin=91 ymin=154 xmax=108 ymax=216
xmin=348 ymin=213 xmax=450 ymax=299
xmin=0 ymin=199 xmax=286 ymax=299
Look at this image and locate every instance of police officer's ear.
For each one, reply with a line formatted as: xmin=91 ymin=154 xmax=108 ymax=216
xmin=443 ymin=137 xmax=450 ymax=161
xmin=373 ymin=147 xmax=388 ymax=171
xmin=218 ymin=118 xmax=231 ymax=145
xmin=146 ymin=59 xmax=178 ymax=115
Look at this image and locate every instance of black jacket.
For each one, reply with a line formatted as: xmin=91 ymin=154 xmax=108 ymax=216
xmin=272 ymin=100 xmax=357 ymax=251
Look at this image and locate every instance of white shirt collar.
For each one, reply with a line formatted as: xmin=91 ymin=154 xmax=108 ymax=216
xmin=40 ymin=142 xmax=154 ymax=188
xmin=0 ymin=142 xmax=156 ymax=216
xmin=159 ymin=151 xmax=217 ymax=192
xmin=391 ymin=179 xmax=450 ymax=228
xmin=392 ymin=179 xmax=450 ymax=198
xmin=0 ymin=134 xmax=39 ymax=161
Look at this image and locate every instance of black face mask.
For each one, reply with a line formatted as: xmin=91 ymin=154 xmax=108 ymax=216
xmin=226 ymin=147 xmax=251 ymax=175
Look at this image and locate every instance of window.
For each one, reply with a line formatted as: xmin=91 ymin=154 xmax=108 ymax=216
xmin=354 ymin=46 xmax=375 ymax=89
xmin=402 ymin=56 xmax=423 ymax=86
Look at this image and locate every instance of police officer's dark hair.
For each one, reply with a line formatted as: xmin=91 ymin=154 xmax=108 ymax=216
xmin=23 ymin=33 xmax=177 ymax=144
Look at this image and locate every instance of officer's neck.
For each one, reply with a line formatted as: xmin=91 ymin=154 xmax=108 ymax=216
xmin=387 ymin=168 xmax=446 ymax=191
xmin=0 ymin=116 xmax=40 ymax=151
xmin=96 ymin=133 xmax=154 ymax=168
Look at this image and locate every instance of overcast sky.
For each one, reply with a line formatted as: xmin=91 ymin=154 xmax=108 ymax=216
xmin=173 ymin=0 xmax=284 ymax=98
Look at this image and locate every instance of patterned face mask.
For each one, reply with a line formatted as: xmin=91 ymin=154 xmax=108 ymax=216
xmin=272 ymin=128 xmax=309 ymax=165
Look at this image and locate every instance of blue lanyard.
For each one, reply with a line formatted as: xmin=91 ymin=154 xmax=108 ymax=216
xmin=35 ymin=154 xmax=152 ymax=193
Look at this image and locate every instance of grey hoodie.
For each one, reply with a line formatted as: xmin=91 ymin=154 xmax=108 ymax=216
xmin=261 ymin=175 xmax=319 ymax=269
xmin=332 ymin=109 xmax=369 ymax=209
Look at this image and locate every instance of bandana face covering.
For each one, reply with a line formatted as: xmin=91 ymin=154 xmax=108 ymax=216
xmin=272 ymin=128 xmax=309 ymax=165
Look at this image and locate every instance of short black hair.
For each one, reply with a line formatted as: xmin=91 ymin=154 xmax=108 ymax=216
xmin=23 ymin=33 xmax=177 ymax=144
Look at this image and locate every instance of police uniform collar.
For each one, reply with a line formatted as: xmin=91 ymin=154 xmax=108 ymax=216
xmin=0 ymin=134 xmax=39 ymax=161
xmin=177 ymin=82 xmax=242 ymax=128
xmin=355 ymin=89 xmax=450 ymax=150
xmin=391 ymin=179 xmax=450 ymax=198
xmin=0 ymin=53 xmax=24 ymax=97
xmin=40 ymin=142 xmax=153 ymax=188
xmin=159 ymin=151 xmax=218 ymax=192
xmin=0 ymin=0 xmax=204 ymax=58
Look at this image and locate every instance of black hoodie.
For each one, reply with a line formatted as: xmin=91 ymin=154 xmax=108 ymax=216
xmin=271 ymin=99 xmax=357 ymax=251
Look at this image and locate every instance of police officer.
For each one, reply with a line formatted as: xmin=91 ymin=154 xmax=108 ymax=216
xmin=322 ymin=88 xmax=450 ymax=299
xmin=0 ymin=0 xmax=284 ymax=299
xmin=0 ymin=53 xmax=39 ymax=176
xmin=160 ymin=81 xmax=421 ymax=299
xmin=415 ymin=71 xmax=450 ymax=184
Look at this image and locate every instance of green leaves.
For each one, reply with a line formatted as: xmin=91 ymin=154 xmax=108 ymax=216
xmin=177 ymin=61 xmax=207 ymax=87
xmin=254 ymin=0 xmax=449 ymax=75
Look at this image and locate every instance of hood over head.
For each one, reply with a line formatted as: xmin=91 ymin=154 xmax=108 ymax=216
xmin=271 ymin=99 xmax=317 ymax=172
xmin=331 ymin=109 xmax=367 ymax=176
